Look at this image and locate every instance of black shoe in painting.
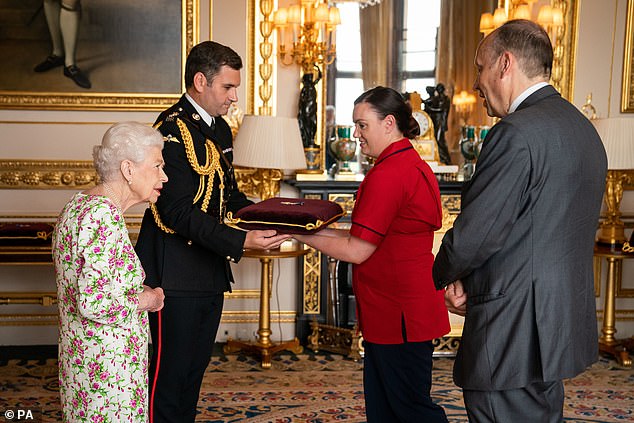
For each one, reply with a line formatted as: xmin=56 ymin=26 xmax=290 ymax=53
xmin=34 ymin=55 xmax=64 ymax=72
xmin=63 ymin=65 xmax=91 ymax=89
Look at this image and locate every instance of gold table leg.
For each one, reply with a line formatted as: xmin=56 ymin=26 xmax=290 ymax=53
xmin=224 ymin=256 xmax=303 ymax=368
xmin=598 ymin=257 xmax=632 ymax=367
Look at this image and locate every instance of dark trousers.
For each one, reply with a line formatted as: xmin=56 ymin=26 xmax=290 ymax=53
xmin=363 ymin=340 xmax=448 ymax=423
xmin=463 ymin=380 xmax=564 ymax=423
xmin=148 ymin=294 xmax=224 ymax=423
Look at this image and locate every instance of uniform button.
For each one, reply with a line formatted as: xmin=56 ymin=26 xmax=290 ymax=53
xmin=230 ymin=258 xmax=236 ymax=263
xmin=226 ymin=256 xmax=231 ymax=260
xmin=187 ymin=240 xmax=192 ymax=246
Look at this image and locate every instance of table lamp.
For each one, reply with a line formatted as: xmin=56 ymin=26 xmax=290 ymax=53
xmin=593 ymin=118 xmax=634 ymax=246
xmin=233 ymin=115 xmax=307 ymax=200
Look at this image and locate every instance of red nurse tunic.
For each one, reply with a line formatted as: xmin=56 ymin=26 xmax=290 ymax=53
xmin=350 ymin=138 xmax=450 ymax=344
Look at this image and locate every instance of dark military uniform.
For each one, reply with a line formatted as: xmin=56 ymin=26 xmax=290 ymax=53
xmin=135 ymin=94 xmax=252 ymax=423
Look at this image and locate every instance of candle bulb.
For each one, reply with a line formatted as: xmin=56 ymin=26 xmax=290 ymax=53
xmin=274 ymin=9 xmax=288 ymax=47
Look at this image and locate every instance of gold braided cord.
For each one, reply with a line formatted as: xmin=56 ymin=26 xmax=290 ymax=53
xmin=178 ymin=119 xmax=216 ymax=175
xmin=623 ymin=242 xmax=634 ymax=253
xmin=225 ymin=210 xmax=346 ymax=231
xmin=194 ymin=175 xmax=205 ymax=204
xmin=199 ymin=140 xmax=225 ymax=216
xmin=151 ymin=118 xmax=227 ymax=234
xmin=150 ymin=203 xmax=175 ymax=234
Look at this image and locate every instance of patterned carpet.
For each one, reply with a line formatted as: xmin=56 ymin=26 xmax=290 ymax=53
xmin=0 ymin=346 xmax=632 ymax=422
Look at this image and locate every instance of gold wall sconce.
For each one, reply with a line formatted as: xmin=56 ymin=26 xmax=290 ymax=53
xmin=273 ymin=0 xmax=341 ymax=73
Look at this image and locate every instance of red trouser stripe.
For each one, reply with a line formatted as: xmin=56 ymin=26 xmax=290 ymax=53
xmin=149 ymin=310 xmax=162 ymax=423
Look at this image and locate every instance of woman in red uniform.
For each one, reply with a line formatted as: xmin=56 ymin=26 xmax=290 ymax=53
xmin=294 ymin=86 xmax=450 ymax=422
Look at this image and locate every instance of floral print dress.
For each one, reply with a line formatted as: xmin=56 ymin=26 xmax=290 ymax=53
xmin=53 ymin=193 xmax=149 ymax=422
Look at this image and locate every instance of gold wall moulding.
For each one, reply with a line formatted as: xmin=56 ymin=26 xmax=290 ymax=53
xmin=0 ymin=311 xmax=298 ymax=327
xmin=0 ymin=289 xmax=292 ymax=302
xmin=596 ymin=309 xmax=634 ymax=322
xmin=225 ymin=289 xmax=262 ymax=300
xmin=0 ymin=159 xmax=270 ymax=195
xmin=0 ymin=0 xmax=198 ymax=111
xmin=0 ymin=313 xmax=57 ymax=326
xmin=219 ymin=310 xmax=297 ymax=324
xmin=0 ymin=93 xmax=183 ymax=112
xmin=0 ymin=160 xmax=97 ymax=189
xmin=0 ymin=292 xmax=57 ymax=306
xmin=622 ymin=0 xmax=634 ymax=112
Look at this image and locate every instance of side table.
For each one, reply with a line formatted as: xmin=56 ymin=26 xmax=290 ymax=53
xmin=594 ymin=244 xmax=633 ymax=367
xmin=224 ymin=241 xmax=309 ymax=368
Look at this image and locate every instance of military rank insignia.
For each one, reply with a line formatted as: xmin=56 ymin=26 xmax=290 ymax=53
xmin=163 ymin=134 xmax=180 ymax=143
xmin=165 ymin=111 xmax=180 ymax=122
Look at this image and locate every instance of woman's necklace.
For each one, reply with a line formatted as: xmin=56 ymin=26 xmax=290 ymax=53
xmin=102 ymin=183 xmax=122 ymax=211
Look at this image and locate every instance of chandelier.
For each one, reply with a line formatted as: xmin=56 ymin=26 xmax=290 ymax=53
xmin=273 ymin=1 xmax=341 ymax=73
xmin=479 ymin=1 xmax=563 ymax=41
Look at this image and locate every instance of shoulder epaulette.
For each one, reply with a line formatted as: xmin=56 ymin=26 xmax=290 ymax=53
xmin=165 ymin=110 xmax=181 ymax=122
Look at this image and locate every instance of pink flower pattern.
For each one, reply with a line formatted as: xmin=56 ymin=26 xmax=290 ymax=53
xmin=52 ymin=193 xmax=148 ymax=422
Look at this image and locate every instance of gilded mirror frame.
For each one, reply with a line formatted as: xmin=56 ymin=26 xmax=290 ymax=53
xmin=622 ymin=0 xmax=634 ymax=112
xmin=551 ymin=0 xmax=578 ymax=101
xmin=0 ymin=0 xmax=198 ymax=111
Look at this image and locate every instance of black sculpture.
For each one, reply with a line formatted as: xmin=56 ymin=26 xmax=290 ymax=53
xmin=298 ymin=66 xmax=322 ymax=148
xmin=424 ymin=83 xmax=452 ymax=165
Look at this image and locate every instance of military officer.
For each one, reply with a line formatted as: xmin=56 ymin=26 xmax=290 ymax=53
xmin=135 ymin=41 xmax=289 ymax=423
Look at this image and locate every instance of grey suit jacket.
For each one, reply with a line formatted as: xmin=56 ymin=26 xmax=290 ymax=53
xmin=433 ymin=86 xmax=607 ymax=390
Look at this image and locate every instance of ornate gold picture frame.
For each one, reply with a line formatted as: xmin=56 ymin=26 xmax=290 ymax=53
xmin=622 ymin=0 xmax=634 ymax=113
xmin=0 ymin=0 xmax=198 ymax=111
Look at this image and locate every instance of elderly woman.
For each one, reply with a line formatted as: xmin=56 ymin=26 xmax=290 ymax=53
xmin=52 ymin=121 xmax=167 ymax=422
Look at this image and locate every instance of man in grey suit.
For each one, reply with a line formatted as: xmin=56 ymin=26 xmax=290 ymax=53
xmin=433 ymin=19 xmax=607 ymax=422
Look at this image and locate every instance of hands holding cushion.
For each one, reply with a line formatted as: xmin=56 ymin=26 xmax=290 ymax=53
xmin=228 ymin=197 xmax=345 ymax=235
xmin=232 ymin=197 xmax=344 ymax=252
xmin=244 ymin=230 xmax=291 ymax=250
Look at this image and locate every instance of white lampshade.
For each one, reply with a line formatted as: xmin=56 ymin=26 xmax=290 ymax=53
xmin=593 ymin=118 xmax=634 ymax=170
xmin=233 ymin=115 xmax=307 ymax=170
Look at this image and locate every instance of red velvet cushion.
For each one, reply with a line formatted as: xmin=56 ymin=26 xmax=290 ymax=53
xmin=227 ymin=197 xmax=345 ymax=234
xmin=0 ymin=222 xmax=55 ymax=246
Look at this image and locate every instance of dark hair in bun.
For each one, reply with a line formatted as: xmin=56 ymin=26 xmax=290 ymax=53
xmin=354 ymin=86 xmax=420 ymax=139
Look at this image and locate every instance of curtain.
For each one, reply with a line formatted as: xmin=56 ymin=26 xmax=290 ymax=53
xmin=436 ymin=0 xmax=496 ymax=162
xmin=359 ymin=0 xmax=395 ymax=90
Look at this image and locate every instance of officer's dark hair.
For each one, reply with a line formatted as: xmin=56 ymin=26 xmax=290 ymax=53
xmin=184 ymin=41 xmax=243 ymax=88
xmin=354 ymin=86 xmax=420 ymax=139
xmin=488 ymin=19 xmax=553 ymax=79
